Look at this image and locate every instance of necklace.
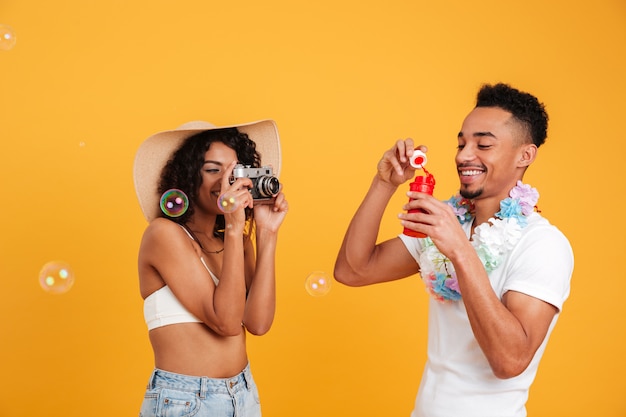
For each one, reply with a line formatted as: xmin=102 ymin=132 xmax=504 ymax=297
xmin=183 ymin=225 xmax=225 ymax=255
xmin=201 ymin=247 xmax=224 ymax=255
xmin=418 ymin=181 xmax=540 ymax=302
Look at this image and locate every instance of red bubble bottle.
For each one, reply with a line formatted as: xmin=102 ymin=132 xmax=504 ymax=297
xmin=403 ymin=150 xmax=435 ymax=238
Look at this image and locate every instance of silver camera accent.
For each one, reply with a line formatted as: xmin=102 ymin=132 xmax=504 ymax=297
xmin=230 ymin=164 xmax=281 ymax=201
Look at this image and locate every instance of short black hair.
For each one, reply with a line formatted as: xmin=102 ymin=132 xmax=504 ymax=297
xmin=476 ymin=83 xmax=549 ymax=147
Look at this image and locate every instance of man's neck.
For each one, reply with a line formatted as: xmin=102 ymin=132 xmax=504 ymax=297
xmin=470 ymin=177 xmax=525 ymax=226
xmin=472 ymin=199 xmax=501 ymax=227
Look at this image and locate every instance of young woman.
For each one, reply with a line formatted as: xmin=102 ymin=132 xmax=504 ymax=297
xmin=133 ymin=120 xmax=288 ymax=417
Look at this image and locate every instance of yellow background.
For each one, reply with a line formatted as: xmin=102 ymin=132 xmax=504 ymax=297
xmin=1 ymin=1 xmax=625 ymax=416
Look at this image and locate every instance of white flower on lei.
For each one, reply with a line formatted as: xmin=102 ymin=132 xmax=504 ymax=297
xmin=418 ymin=239 xmax=439 ymax=273
xmin=472 ymin=217 xmax=523 ymax=273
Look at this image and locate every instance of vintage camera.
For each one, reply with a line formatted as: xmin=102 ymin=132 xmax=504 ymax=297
xmin=230 ymin=164 xmax=281 ymax=201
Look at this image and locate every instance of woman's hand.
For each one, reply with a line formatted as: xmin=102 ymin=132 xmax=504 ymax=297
xmin=254 ymin=191 xmax=288 ymax=233
xmin=219 ymin=161 xmax=254 ymax=233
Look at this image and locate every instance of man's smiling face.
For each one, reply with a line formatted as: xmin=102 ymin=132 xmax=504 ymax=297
xmin=455 ymin=106 xmax=526 ymax=202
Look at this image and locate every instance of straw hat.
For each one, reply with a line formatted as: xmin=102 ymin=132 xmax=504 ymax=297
xmin=133 ymin=120 xmax=281 ymax=222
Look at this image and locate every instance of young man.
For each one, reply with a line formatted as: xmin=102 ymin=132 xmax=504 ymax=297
xmin=334 ymin=83 xmax=573 ymax=417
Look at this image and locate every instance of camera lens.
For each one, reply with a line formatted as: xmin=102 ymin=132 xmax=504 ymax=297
xmin=256 ymin=176 xmax=281 ymax=197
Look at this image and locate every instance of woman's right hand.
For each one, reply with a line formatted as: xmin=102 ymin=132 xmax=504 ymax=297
xmin=219 ymin=161 xmax=254 ymax=233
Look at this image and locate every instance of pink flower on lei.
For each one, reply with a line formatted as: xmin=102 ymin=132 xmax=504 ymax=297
xmin=509 ymin=180 xmax=539 ymax=215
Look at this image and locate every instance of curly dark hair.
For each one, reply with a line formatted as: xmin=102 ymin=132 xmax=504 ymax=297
xmin=475 ymin=83 xmax=549 ymax=147
xmin=157 ymin=127 xmax=261 ymax=238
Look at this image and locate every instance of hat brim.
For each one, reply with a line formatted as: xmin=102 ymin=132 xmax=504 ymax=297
xmin=133 ymin=119 xmax=281 ymax=222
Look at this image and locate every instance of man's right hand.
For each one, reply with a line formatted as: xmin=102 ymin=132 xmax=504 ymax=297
xmin=376 ymin=138 xmax=428 ymax=187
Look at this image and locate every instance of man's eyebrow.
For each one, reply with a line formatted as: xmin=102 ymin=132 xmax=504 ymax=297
xmin=457 ymin=131 xmax=496 ymax=138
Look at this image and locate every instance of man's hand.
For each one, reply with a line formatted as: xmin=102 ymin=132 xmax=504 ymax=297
xmin=377 ymin=139 xmax=427 ymax=187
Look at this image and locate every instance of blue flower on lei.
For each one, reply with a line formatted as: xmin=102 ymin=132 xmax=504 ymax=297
xmin=431 ymin=272 xmax=462 ymax=302
xmin=445 ymin=195 xmax=473 ymax=224
xmin=496 ymin=182 xmax=539 ymax=227
xmin=497 ymin=198 xmax=527 ymax=226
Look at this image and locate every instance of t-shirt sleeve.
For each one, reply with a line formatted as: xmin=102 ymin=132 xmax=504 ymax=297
xmin=398 ymin=233 xmax=422 ymax=263
xmin=503 ymin=225 xmax=574 ymax=311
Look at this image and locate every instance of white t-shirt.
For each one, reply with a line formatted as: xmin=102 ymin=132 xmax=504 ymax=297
xmin=399 ymin=212 xmax=573 ymax=417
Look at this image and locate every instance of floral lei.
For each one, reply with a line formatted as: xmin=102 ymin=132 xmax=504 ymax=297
xmin=418 ymin=181 xmax=539 ymax=302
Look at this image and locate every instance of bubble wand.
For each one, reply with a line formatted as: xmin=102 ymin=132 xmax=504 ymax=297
xmin=403 ymin=150 xmax=435 ymax=238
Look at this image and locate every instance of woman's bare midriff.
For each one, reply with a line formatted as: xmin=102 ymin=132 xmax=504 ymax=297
xmin=149 ymin=322 xmax=248 ymax=378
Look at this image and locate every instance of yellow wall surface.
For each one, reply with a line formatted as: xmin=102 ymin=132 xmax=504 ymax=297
xmin=1 ymin=0 xmax=625 ymax=416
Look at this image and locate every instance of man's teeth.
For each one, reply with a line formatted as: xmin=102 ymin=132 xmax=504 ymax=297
xmin=460 ymin=170 xmax=482 ymax=176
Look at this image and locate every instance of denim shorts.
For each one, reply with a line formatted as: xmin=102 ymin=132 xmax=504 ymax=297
xmin=139 ymin=363 xmax=261 ymax=417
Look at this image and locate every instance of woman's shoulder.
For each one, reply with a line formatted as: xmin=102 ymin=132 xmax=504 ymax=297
xmin=147 ymin=217 xmax=182 ymax=232
xmin=142 ymin=218 xmax=185 ymax=243
xmin=140 ymin=218 xmax=197 ymax=265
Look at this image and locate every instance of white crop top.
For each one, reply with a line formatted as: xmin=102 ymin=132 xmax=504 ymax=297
xmin=143 ymin=225 xmax=220 ymax=331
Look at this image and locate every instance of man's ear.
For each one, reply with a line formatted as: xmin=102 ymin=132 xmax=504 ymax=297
xmin=518 ymin=143 xmax=537 ymax=167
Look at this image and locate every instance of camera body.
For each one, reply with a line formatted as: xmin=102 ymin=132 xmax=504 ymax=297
xmin=230 ymin=164 xmax=281 ymax=202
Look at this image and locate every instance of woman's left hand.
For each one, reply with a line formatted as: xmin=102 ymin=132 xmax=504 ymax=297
xmin=253 ymin=191 xmax=288 ymax=233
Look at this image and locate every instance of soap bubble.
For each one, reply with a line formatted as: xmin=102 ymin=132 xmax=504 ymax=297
xmin=160 ymin=189 xmax=189 ymax=217
xmin=218 ymin=192 xmax=239 ymax=213
xmin=39 ymin=261 xmax=75 ymax=294
xmin=0 ymin=24 xmax=17 ymax=51
xmin=305 ymin=271 xmax=332 ymax=296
